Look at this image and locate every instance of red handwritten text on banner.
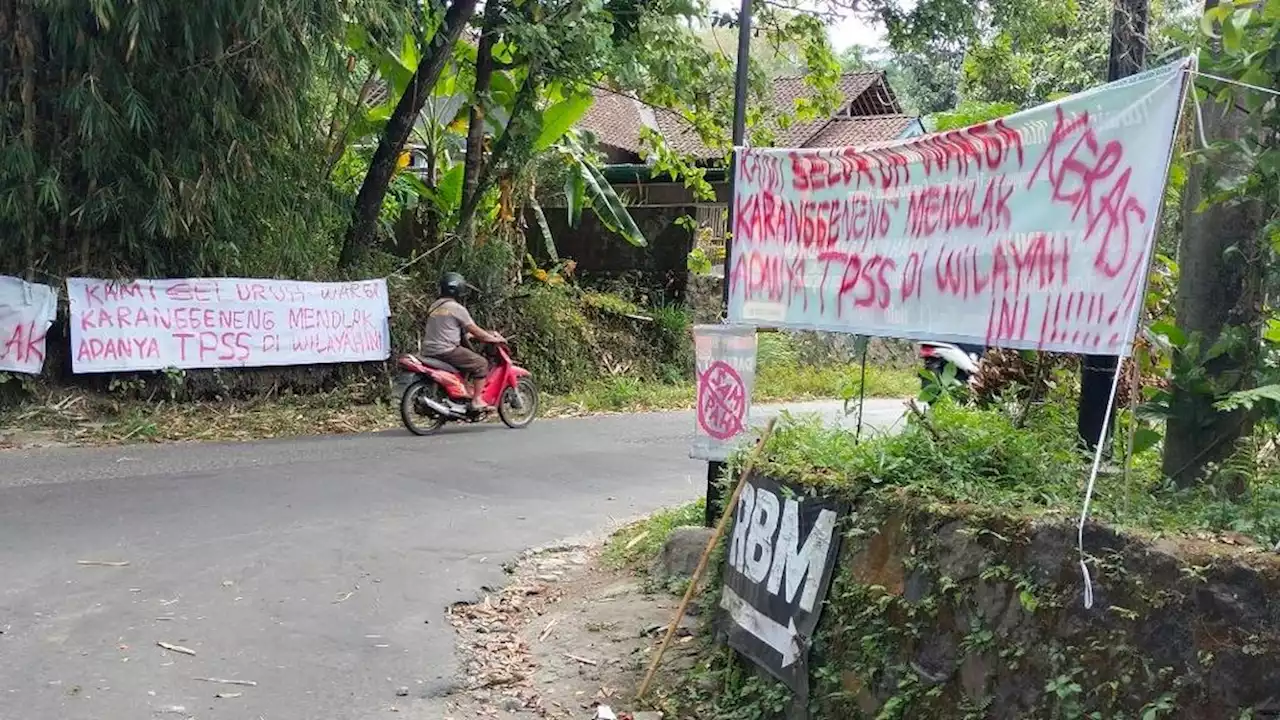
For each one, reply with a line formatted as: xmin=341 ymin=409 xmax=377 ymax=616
xmin=0 ymin=276 xmax=57 ymax=375
xmin=67 ymin=278 xmax=391 ymax=373
xmin=727 ymin=60 xmax=1188 ymax=356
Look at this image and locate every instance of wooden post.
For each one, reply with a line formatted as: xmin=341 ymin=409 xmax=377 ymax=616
xmin=636 ymin=417 xmax=776 ymax=703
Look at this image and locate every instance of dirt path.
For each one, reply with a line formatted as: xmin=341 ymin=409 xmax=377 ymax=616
xmin=426 ymin=543 xmax=698 ymax=720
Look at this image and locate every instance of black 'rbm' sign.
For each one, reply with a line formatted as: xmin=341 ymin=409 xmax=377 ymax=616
xmin=718 ymin=475 xmax=846 ymax=697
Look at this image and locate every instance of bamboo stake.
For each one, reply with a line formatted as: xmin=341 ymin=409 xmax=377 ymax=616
xmin=635 ymin=417 xmax=777 ymax=702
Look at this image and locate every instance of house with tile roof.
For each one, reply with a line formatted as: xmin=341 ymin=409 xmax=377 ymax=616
xmin=579 ymin=71 xmax=923 ymax=165
xmin=539 ymin=70 xmax=924 ymax=299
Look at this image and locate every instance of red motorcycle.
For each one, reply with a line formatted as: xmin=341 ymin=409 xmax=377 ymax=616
xmin=396 ymin=340 xmax=538 ymax=435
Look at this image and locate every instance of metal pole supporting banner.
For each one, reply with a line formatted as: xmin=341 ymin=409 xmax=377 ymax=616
xmin=706 ymin=0 xmax=753 ymax=528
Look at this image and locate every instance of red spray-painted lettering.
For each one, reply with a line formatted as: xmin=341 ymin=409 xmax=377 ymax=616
xmin=819 ymin=251 xmax=897 ymax=315
xmin=1038 ymin=291 xmax=1119 ymax=350
xmin=789 ymin=146 xmax=914 ymax=193
xmin=1 ymin=320 xmax=47 ymax=366
xmin=916 ymin=120 xmax=1025 ymax=178
xmin=740 ymin=153 xmax=784 ymax=193
xmin=76 ymin=337 xmax=162 ymax=364
xmin=734 ymin=191 xmax=896 ymax=248
xmin=235 ymin=282 xmax=307 ymax=304
xmin=905 ymin=176 xmax=1014 ymax=240
xmin=729 ymin=250 xmax=809 ymax=310
xmin=79 ymin=306 xmax=276 ymax=333
xmin=80 ymin=282 xmax=158 ymax=307
xmin=291 ymin=329 xmax=385 ymax=355
xmin=1028 ymin=107 xmax=1149 ymax=317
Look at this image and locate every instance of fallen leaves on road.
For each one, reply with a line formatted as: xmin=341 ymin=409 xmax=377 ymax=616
xmin=446 ymin=576 xmax=563 ymax=716
xmin=0 ymin=384 xmax=397 ymax=449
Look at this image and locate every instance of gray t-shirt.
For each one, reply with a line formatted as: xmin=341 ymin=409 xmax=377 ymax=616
xmin=422 ymin=299 xmax=475 ymax=355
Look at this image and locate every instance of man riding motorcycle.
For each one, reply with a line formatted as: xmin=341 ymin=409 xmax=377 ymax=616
xmin=422 ymin=272 xmax=505 ymax=411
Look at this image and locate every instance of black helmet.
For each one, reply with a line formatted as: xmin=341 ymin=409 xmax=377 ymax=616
xmin=439 ymin=272 xmax=466 ymax=299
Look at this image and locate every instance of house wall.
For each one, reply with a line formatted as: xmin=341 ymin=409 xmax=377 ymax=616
xmin=527 ymin=200 xmax=699 ymax=300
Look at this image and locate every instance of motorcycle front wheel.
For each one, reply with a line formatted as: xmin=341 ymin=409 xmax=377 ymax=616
xmin=400 ymin=379 xmax=447 ymax=436
xmin=498 ymin=377 xmax=539 ymax=429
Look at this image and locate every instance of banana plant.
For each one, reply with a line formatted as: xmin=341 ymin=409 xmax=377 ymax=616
xmin=543 ymin=129 xmax=646 ymax=250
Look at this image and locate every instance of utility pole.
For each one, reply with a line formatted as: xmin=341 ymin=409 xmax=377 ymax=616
xmin=705 ymin=0 xmax=753 ymax=528
xmin=1078 ymin=0 xmax=1150 ymax=452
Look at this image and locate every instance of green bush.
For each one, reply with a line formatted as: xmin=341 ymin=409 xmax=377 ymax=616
xmin=508 ymin=286 xmax=597 ymax=393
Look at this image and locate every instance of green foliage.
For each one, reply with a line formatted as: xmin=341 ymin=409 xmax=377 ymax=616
xmin=750 ymin=402 xmax=1279 ymax=546
xmin=1196 ymin=1 xmax=1280 ymax=247
xmin=553 ymin=131 xmax=647 ymax=248
xmin=928 ymin=100 xmax=1021 ymax=132
xmin=960 ymin=34 xmax=1034 ymax=106
xmin=533 ymin=95 xmax=595 ymax=152
xmin=0 ymin=0 xmax=370 ymax=279
xmin=686 ymin=247 xmax=714 ymax=275
xmin=1144 ymin=0 xmax=1280 ymax=486
xmin=506 ymin=286 xmax=597 ymax=392
xmin=504 ymin=285 xmax=690 ymax=393
xmin=869 ymin=0 xmax=1194 ymax=114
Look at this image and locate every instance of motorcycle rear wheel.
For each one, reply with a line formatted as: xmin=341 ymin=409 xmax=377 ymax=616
xmin=498 ymin=377 xmax=539 ymax=429
xmin=401 ymin=379 xmax=447 ymax=436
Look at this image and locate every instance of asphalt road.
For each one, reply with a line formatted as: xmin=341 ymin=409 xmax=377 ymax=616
xmin=0 ymin=399 xmax=905 ymax=720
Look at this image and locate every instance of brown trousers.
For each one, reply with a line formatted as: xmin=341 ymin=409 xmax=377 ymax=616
xmin=432 ymin=346 xmax=489 ymax=378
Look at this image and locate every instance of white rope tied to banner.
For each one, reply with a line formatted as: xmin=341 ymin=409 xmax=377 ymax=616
xmin=1077 ymin=362 xmax=1126 ymax=610
xmin=1190 ymin=69 xmax=1280 ymax=98
xmin=1186 ymin=54 xmax=1280 ymax=150
xmin=1076 ymin=58 xmax=1196 ymax=610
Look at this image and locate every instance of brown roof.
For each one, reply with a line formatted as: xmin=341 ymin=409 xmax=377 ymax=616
xmin=580 ymin=71 xmax=911 ymax=161
xmin=805 ymin=115 xmax=919 ymax=147
xmin=579 ymin=92 xmax=651 ymax=154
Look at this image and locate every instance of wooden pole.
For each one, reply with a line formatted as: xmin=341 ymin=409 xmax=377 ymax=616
xmin=636 ymin=417 xmax=777 ymax=703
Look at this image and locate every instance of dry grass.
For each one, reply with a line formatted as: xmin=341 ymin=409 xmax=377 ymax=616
xmin=0 ymin=385 xmax=398 ymax=448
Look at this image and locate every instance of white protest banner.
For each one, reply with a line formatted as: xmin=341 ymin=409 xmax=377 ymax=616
xmin=67 ymin=278 xmax=391 ymax=373
xmin=0 ymin=276 xmax=58 ymax=375
xmin=728 ymin=59 xmax=1189 ymax=356
xmin=691 ymin=324 xmax=757 ymax=462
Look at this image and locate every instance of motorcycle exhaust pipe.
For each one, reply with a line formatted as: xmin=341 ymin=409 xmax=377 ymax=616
xmin=423 ymin=397 xmax=465 ymax=419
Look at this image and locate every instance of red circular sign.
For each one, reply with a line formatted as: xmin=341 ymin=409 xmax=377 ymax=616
xmin=697 ymin=360 xmax=747 ymax=441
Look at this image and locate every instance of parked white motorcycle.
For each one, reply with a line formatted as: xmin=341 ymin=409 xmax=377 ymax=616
xmin=918 ymin=342 xmax=984 ymax=389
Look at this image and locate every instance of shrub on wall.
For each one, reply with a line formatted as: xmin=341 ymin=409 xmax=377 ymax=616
xmin=661 ymin=403 xmax=1280 ymax=719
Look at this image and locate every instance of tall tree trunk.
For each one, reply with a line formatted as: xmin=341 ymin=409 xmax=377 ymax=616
xmin=1161 ymin=100 xmax=1265 ymax=486
xmin=338 ymin=0 xmax=479 ymax=270
xmin=455 ymin=70 xmax=538 ymax=239
xmin=460 ymin=0 xmax=503 ymax=238
xmin=16 ymin=0 xmax=38 ymax=280
xmin=1161 ymin=1 xmax=1266 ymax=486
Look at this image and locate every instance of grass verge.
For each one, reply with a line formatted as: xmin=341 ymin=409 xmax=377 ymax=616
xmin=546 ymin=363 xmax=918 ymax=415
xmin=603 ymin=499 xmax=705 ymax=570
